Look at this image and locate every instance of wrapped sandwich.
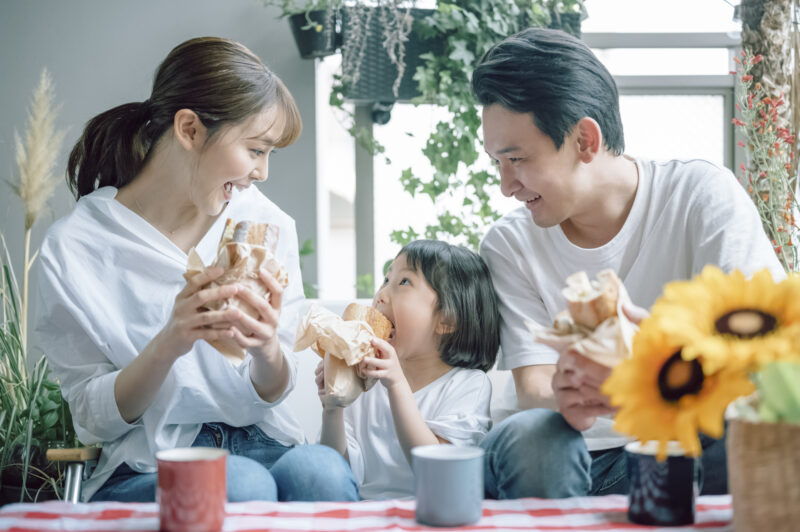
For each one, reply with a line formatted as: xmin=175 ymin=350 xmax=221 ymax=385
xmin=528 ymin=270 xmax=636 ymax=368
xmin=184 ymin=219 xmax=289 ymax=364
xmin=294 ymin=303 xmax=392 ymax=407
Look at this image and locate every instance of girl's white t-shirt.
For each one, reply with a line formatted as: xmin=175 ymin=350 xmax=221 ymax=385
xmin=480 ymin=157 xmax=785 ymax=450
xmin=35 ymin=185 xmax=307 ymax=500
xmin=343 ymin=367 xmax=491 ymax=499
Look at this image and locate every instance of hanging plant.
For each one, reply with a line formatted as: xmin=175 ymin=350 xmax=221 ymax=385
xmin=390 ymin=0 xmax=585 ymax=250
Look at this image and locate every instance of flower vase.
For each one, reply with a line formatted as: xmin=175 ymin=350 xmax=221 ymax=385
xmin=728 ymin=418 xmax=800 ymax=532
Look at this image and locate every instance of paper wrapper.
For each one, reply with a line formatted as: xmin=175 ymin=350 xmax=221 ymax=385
xmin=184 ymin=220 xmax=289 ymax=365
xmin=293 ymin=304 xmax=382 ymax=407
xmin=527 ymin=270 xmax=637 ymax=368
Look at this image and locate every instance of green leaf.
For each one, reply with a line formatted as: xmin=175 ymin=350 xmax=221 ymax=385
xmin=756 ymin=361 xmax=800 ymax=424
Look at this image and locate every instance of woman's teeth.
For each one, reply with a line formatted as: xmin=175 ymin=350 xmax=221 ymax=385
xmin=224 ymin=182 xmax=233 ymax=193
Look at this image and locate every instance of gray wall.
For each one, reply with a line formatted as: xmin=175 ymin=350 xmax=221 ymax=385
xmin=0 ymin=0 xmax=318 ymax=357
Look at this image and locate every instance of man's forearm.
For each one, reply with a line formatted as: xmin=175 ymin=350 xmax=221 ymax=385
xmin=512 ymin=364 xmax=557 ymax=410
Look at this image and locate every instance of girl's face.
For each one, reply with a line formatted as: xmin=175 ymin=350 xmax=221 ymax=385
xmin=190 ymin=108 xmax=281 ymax=215
xmin=373 ymin=253 xmax=444 ymax=360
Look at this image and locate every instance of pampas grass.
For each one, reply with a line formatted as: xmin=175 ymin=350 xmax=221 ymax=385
xmin=7 ymin=68 xmax=65 ymax=353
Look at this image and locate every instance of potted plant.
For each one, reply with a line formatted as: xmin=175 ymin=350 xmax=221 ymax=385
xmin=263 ymin=0 xmax=342 ymax=59
xmin=0 ymin=69 xmax=80 ymax=505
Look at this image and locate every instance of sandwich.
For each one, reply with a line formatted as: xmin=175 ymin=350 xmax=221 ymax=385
xmin=529 ymin=269 xmax=636 ymax=368
xmin=294 ymin=302 xmax=392 ymax=407
xmin=184 ymin=219 xmax=288 ymax=364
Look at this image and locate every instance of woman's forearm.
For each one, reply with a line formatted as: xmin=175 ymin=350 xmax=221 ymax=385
xmin=386 ymin=381 xmax=443 ymax=465
xmin=320 ymin=407 xmax=348 ymax=457
xmin=249 ymin=343 xmax=290 ymax=402
xmin=114 ymin=333 xmax=179 ymax=423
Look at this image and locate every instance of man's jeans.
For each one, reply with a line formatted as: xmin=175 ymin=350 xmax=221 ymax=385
xmin=480 ymin=409 xmax=728 ymax=499
xmin=91 ymin=423 xmax=359 ymax=502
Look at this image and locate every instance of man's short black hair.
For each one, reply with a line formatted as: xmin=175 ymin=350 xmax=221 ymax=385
xmin=401 ymin=240 xmax=500 ymax=372
xmin=472 ymin=27 xmax=625 ymax=155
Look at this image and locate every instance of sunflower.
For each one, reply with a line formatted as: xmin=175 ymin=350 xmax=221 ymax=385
xmin=603 ymin=316 xmax=754 ymax=460
xmin=648 ymin=266 xmax=800 ymax=374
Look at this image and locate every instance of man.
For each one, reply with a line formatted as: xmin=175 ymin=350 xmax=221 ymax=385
xmin=473 ymin=27 xmax=783 ymax=499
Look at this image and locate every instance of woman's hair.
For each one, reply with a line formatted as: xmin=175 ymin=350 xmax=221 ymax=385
xmin=472 ymin=27 xmax=624 ymax=155
xmin=67 ymin=37 xmax=302 ymax=199
xmin=400 ymin=240 xmax=500 ymax=372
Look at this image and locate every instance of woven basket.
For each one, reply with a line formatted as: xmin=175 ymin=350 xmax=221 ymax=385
xmin=728 ymin=418 xmax=800 ymax=532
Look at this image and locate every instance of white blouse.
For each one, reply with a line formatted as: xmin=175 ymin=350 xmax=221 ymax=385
xmin=35 ymin=185 xmax=306 ymax=501
xmin=344 ymin=367 xmax=492 ymax=500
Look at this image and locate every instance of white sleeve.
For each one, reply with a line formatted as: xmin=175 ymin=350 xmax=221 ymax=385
xmin=425 ymin=372 xmax=492 ymax=446
xmin=689 ymin=167 xmax=785 ymax=281
xmin=35 ymin=253 xmax=138 ymax=444
xmin=480 ymin=230 xmax=559 ymax=370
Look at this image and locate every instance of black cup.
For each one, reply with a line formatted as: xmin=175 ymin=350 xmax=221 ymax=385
xmin=625 ymin=441 xmax=697 ymax=526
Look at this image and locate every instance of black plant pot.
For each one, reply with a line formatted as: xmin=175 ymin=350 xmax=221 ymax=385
xmin=341 ymin=8 xmax=443 ymax=103
xmin=289 ymin=10 xmax=341 ymax=59
xmin=0 ymin=444 xmax=61 ymax=505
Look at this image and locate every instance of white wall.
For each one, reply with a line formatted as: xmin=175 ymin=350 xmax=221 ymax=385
xmin=0 ymin=0 xmax=319 ymax=359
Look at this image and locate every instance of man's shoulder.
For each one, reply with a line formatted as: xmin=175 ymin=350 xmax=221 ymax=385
xmin=481 ymin=207 xmax=537 ymax=249
xmin=646 ymin=157 xmax=737 ymax=192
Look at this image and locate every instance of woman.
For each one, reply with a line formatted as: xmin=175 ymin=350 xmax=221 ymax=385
xmin=35 ymin=37 xmax=357 ymax=502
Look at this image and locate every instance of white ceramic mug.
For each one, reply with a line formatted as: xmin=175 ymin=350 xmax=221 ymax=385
xmin=412 ymin=444 xmax=484 ymax=527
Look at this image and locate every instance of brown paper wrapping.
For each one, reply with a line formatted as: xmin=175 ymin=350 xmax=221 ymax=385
xmin=184 ymin=220 xmax=288 ymax=365
xmin=293 ymin=304 xmax=384 ymax=407
xmin=527 ymin=270 xmax=636 ymax=368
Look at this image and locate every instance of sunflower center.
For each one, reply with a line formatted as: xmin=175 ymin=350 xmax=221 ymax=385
xmin=658 ymin=351 xmax=704 ymax=402
xmin=714 ymin=309 xmax=777 ymax=339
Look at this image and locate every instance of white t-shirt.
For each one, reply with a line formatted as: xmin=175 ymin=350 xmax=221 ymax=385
xmin=35 ymin=185 xmax=307 ymax=500
xmin=480 ymin=157 xmax=785 ymax=451
xmin=343 ymin=367 xmax=491 ymax=499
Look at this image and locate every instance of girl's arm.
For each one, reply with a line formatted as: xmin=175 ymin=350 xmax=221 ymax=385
xmin=316 ymin=361 xmax=348 ymax=457
xmin=360 ymin=339 xmax=448 ymax=466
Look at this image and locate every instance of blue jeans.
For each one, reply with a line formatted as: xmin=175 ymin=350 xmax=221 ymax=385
xmin=91 ymin=423 xmax=358 ymax=502
xmin=480 ymin=409 xmax=728 ymax=499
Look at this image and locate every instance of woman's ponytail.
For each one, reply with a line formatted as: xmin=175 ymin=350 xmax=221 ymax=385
xmin=66 ymin=101 xmax=154 ymax=199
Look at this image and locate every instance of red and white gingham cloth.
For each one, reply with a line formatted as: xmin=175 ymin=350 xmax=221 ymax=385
xmin=0 ymin=495 xmax=732 ymax=531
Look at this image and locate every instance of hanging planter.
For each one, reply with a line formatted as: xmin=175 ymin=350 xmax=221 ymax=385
xmin=288 ymin=9 xmax=341 ymax=59
xmin=340 ymin=7 xmax=443 ymax=103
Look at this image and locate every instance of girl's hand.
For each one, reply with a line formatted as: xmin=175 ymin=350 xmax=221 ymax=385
xmin=157 ymin=266 xmax=240 ymax=360
xmin=359 ymin=338 xmax=406 ymax=389
xmin=227 ymin=268 xmax=284 ymax=360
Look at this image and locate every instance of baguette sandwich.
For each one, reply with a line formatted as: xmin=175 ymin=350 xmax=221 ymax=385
xmin=184 ymin=219 xmax=288 ymax=364
xmin=294 ymin=302 xmax=392 ymax=407
xmin=529 ymin=269 xmax=636 ymax=368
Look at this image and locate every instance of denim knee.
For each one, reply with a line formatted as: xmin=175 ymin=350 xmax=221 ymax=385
xmin=226 ymin=455 xmax=277 ymax=502
xmin=481 ymin=409 xmax=591 ymax=499
xmin=270 ymin=444 xmax=359 ymax=501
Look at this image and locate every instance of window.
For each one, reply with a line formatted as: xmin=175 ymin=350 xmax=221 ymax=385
xmin=315 ymin=1 xmax=742 ymax=298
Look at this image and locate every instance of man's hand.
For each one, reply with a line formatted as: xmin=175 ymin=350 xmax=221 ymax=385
xmin=552 ymin=349 xmax=615 ymax=431
xmin=552 ymin=302 xmax=649 ymax=431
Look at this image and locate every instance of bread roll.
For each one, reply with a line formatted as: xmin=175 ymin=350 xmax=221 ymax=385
xmin=342 ymin=303 xmax=392 ymax=343
xmin=562 ymin=270 xmax=621 ymax=329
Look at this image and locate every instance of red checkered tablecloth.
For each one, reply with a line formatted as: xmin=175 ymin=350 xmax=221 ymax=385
xmin=0 ymin=495 xmax=732 ymax=531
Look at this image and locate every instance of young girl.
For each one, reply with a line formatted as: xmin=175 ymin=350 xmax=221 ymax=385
xmin=36 ymin=37 xmax=356 ymax=503
xmin=316 ymin=240 xmax=500 ymax=499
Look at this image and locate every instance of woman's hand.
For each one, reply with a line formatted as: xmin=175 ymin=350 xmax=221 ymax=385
xmin=358 ymin=338 xmax=406 ymax=390
xmin=227 ymin=268 xmax=284 ymax=361
xmin=156 ymin=266 xmax=240 ymax=361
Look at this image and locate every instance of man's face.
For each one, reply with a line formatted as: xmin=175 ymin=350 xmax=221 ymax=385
xmin=482 ymin=103 xmax=584 ymax=228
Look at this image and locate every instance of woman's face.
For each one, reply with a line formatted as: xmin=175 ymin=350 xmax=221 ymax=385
xmin=190 ymin=108 xmax=282 ymax=215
